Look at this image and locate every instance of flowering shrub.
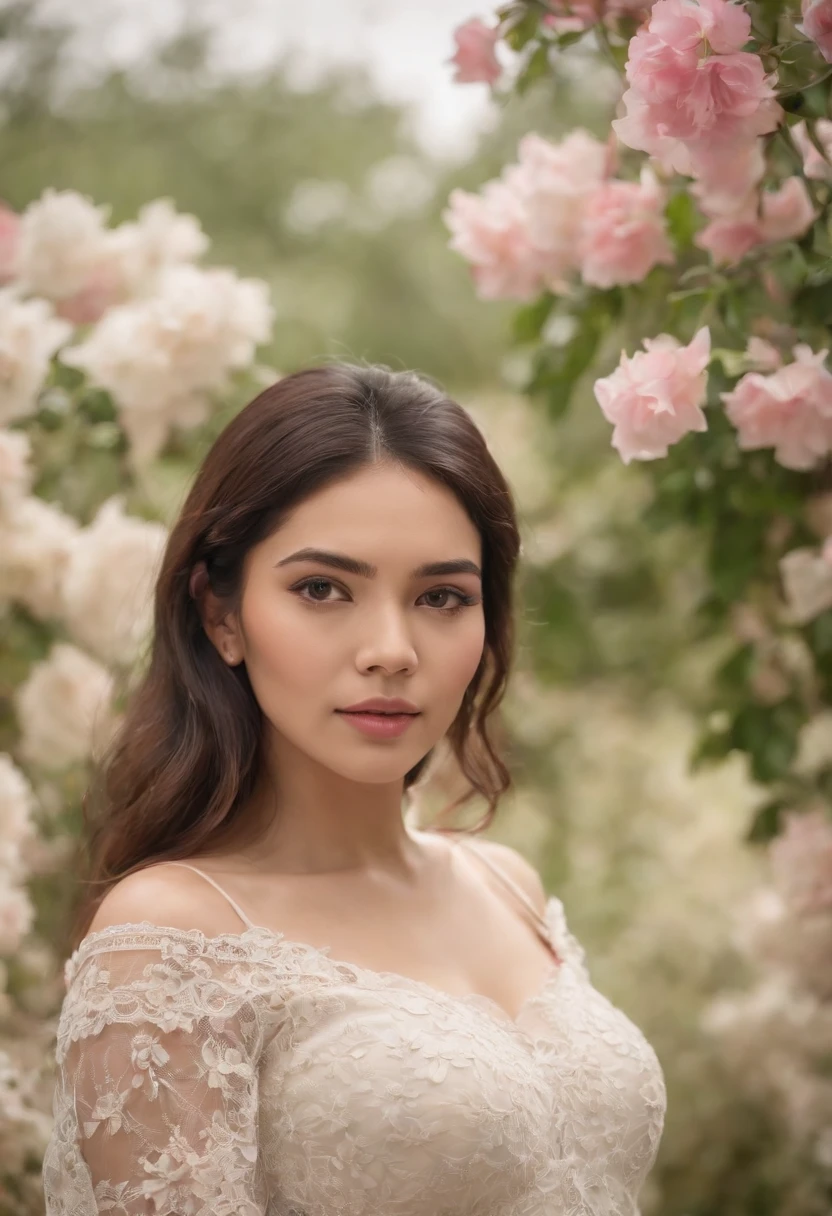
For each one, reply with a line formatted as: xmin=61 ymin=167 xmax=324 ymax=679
xmin=447 ymin=1 xmax=832 ymax=1193
xmin=446 ymin=0 xmax=832 ymax=846
xmin=0 ymin=188 xmax=273 ymax=1211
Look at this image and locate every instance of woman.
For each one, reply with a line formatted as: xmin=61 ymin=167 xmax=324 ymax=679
xmin=43 ymin=362 xmax=666 ymax=1215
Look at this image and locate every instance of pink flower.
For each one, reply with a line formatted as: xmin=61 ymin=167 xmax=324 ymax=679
xmin=759 ymin=176 xmax=817 ymax=242
xmin=578 ymin=167 xmax=674 ymax=288
xmin=746 ymin=336 xmax=782 ymax=371
xmin=0 ymin=204 xmax=20 ymax=283
xmin=449 ymin=17 xmax=502 ymax=85
xmin=791 ymin=119 xmax=832 ymax=180
xmin=689 ymin=139 xmax=766 ymax=211
xmin=443 ymin=181 xmax=543 ymax=301
xmin=593 ymin=326 xmax=711 ymax=462
xmin=695 ymin=176 xmax=816 ymax=264
xmin=770 ymin=809 xmax=832 ymax=915
xmin=800 ymin=0 xmax=832 ymax=63
xmin=507 ymin=130 xmax=611 ymax=288
xmin=695 ymin=210 xmax=764 ymax=262
xmin=648 ymin=0 xmax=751 ymax=54
xmin=721 ymin=345 xmax=832 ymax=469
xmin=614 ymin=0 xmax=782 ymax=184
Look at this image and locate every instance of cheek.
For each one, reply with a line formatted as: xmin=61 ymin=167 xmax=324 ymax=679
xmin=241 ymin=596 xmax=337 ymax=696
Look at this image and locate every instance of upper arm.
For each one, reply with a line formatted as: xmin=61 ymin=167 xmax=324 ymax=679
xmin=88 ymin=863 xmax=244 ymax=938
xmin=44 ymin=912 xmax=268 ymax=1213
xmin=467 ymin=838 xmax=548 ymax=919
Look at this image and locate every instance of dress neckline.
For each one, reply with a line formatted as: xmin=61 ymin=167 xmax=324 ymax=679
xmin=68 ymin=897 xmax=568 ymax=1033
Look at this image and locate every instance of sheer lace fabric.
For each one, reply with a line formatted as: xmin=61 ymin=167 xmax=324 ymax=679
xmin=43 ymin=896 xmax=666 ymax=1216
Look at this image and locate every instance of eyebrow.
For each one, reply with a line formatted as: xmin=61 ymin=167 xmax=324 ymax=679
xmin=275 ymin=548 xmax=482 ymax=581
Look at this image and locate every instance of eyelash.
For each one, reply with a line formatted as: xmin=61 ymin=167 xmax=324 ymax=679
xmin=290 ymin=577 xmax=480 ymax=617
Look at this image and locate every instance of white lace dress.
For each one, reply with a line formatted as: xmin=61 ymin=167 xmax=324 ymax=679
xmin=42 ymin=843 xmax=666 ymax=1216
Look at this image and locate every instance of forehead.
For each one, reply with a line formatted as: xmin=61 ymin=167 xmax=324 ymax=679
xmin=271 ymin=463 xmax=481 ymax=553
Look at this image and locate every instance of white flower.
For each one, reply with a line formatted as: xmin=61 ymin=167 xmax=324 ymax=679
xmin=779 ymin=547 xmax=832 ymax=625
xmin=0 ymin=291 xmax=72 ymax=425
xmin=17 ymin=188 xmax=112 ymax=301
xmin=0 ymin=754 xmax=35 ymax=872
xmin=62 ymin=263 xmax=273 ymax=465
xmin=61 ymin=496 xmax=167 ymax=666
xmin=0 ymin=495 xmax=79 ymax=620
xmin=0 ymin=884 xmax=34 ymax=954
xmin=14 ymin=641 xmax=116 ymax=769
xmin=108 ymin=199 xmax=209 ymax=296
xmin=0 ymin=428 xmax=32 ymax=513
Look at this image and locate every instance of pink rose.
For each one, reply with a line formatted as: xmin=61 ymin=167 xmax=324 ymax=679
xmin=791 ymin=119 xmax=832 ymax=180
xmin=746 ymin=336 xmax=782 ymax=371
xmin=507 ymin=130 xmax=611 ymax=288
xmin=800 ymin=0 xmax=832 ymax=62
xmin=695 ymin=210 xmax=764 ymax=263
xmin=449 ymin=17 xmax=502 ymax=85
xmin=443 ymin=181 xmax=543 ymax=301
xmin=0 ymin=203 xmax=20 ymax=283
xmin=649 ymin=0 xmax=751 ymax=54
xmin=695 ymin=176 xmax=816 ymax=264
xmin=689 ymin=139 xmax=766 ymax=211
xmin=593 ymin=326 xmax=711 ymax=462
xmin=614 ymin=0 xmax=782 ymax=187
xmin=759 ymin=176 xmax=817 ymax=242
xmin=578 ymin=167 xmax=674 ymax=288
xmin=721 ymin=345 xmax=832 ymax=469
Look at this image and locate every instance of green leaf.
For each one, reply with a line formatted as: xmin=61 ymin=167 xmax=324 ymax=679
xmin=525 ymin=296 xmax=616 ymax=420
xmin=794 ymin=277 xmax=832 ymax=324
xmin=512 ymin=293 xmax=556 ymax=344
xmin=746 ymin=797 xmax=788 ymax=843
xmin=516 ymin=42 xmax=551 ymax=94
xmin=690 ymin=725 xmax=733 ymax=770
xmin=715 ymin=643 xmax=755 ymax=695
xmin=665 ymin=191 xmax=699 ymax=251
xmin=502 ymin=9 xmax=540 ymax=50
xmin=728 ymin=700 xmax=804 ymax=783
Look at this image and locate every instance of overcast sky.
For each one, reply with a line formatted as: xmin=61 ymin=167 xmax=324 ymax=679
xmin=33 ymin=0 xmax=502 ymax=159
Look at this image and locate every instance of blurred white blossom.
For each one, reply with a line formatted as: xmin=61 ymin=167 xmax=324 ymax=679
xmin=62 ymin=263 xmax=274 ymax=465
xmin=780 ymin=547 xmax=832 ymax=624
xmin=0 ymin=495 xmax=79 ymax=620
xmin=0 ymin=292 xmax=72 ymax=425
xmin=61 ymin=496 xmax=167 ymax=666
xmin=0 ymin=754 xmax=35 ymax=874
xmin=17 ymin=188 xmax=112 ymax=302
xmin=107 ymin=199 xmax=210 ymax=296
xmin=0 ymin=428 xmax=33 ymax=513
xmin=14 ymin=642 xmax=115 ymax=769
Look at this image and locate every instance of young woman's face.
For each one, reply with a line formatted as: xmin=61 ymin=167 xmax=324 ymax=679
xmin=229 ymin=462 xmax=486 ymax=784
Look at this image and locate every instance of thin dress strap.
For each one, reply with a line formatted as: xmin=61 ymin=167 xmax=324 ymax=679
xmin=453 ymin=837 xmax=559 ymax=960
xmin=163 ymin=862 xmax=258 ymax=931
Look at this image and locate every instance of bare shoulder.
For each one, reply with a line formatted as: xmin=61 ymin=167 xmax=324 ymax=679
xmin=463 ymin=836 xmax=548 ymax=917
xmin=87 ymin=862 xmax=245 ymax=938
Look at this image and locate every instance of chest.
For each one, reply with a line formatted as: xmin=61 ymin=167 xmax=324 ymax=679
xmin=253 ymin=962 xmax=667 ymax=1216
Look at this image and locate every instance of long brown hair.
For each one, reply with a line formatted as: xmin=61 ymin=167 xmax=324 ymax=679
xmin=74 ymin=363 xmax=522 ymax=943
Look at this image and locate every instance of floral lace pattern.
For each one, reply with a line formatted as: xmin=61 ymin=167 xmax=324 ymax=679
xmin=43 ymin=896 xmax=666 ymax=1216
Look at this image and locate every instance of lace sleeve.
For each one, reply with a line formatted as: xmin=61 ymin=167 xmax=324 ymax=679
xmin=42 ymin=928 xmax=268 ymax=1216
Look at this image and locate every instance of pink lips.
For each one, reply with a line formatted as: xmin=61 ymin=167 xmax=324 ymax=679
xmin=336 ymin=710 xmax=419 ymax=739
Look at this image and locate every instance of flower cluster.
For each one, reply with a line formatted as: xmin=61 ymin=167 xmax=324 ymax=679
xmin=613 ymin=0 xmax=782 ymax=192
xmin=443 ymin=131 xmax=674 ymax=300
xmin=0 ymin=189 xmax=274 ymax=466
xmin=703 ymin=810 xmax=832 ymax=1166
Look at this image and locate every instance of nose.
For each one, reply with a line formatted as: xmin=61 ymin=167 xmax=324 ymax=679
xmin=355 ymin=601 xmax=418 ymax=675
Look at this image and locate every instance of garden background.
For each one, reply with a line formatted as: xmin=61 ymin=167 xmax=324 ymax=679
xmin=1 ymin=0 xmax=831 ymax=1212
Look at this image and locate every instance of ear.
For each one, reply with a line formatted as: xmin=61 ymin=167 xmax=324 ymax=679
xmin=189 ymin=561 xmax=244 ymax=666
